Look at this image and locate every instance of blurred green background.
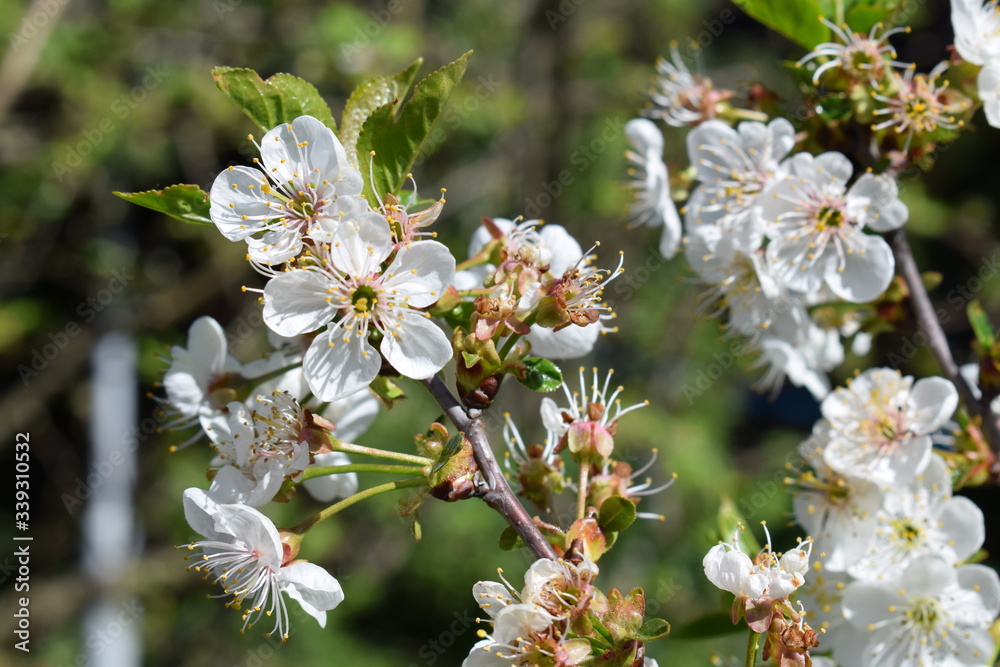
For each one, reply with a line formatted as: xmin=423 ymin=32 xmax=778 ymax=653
xmin=2 ymin=0 xmax=1000 ymax=665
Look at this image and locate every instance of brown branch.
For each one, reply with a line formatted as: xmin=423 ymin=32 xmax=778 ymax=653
xmin=888 ymin=228 xmax=1000 ymax=464
xmin=422 ymin=376 xmax=558 ymax=560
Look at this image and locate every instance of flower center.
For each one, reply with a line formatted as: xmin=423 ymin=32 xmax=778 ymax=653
xmin=890 ymin=518 xmax=924 ymax=547
xmin=815 ymin=206 xmax=845 ymax=230
xmin=908 ymin=597 xmax=941 ymax=632
xmin=351 ymin=285 xmax=379 ymax=314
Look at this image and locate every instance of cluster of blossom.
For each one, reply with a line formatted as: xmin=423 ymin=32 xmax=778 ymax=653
xmin=502 ymin=367 xmax=671 ymax=525
xmin=625 ymin=112 xmax=905 ymax=400
xmin=452 ymin=216 xmax=622 ymax=363
xmin=161 ymin=314 xmax=380 ymax=638
xmin=703 ymin=525 xmax=819 ymax=666
xmin=464 ymin=556 xmax=605 ymax=666
xmin=798 ymin=18 xmax=969 ymax=156
xmin=786 ymin=368 xmax=1000 ymax=666
xmin=160 ymin=110 xmax=631 ymax=640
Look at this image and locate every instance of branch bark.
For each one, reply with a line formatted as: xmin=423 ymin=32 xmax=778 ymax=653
xmin=888 ymin=228 xmax=1000 ymax=463
xmin=422 ymin=376 xmax=559 ymax=560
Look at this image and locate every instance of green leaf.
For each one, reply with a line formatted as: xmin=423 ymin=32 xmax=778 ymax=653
xmin=113 ymin=184 xmax=211 ymax=225
xmin=844 ymin=0 xmax=906 ymax=32
xmin=597 ymin=496 xmax=637 ymax=533
xmin=211 ymin=67 xmax=337 ymax=134
xmin=732 ymin=0 xmax=830 ymax=50
xmin=515 ymin=357 xmax=563 ymax=392
xmin=370 ymin=376 xmax=407 ymax=408
xmin=357 ymin=51 xmax=472 ymax=202
xmin=671 ymin=610 xmax=742 ymax=639
xmin=340 ymin=59 xmax=423 ymax=163
xmin=969 ymin=301 xmax=996 ymax=349
xmin=630 ymin=618 xmax=671 ymax=642
xmin=498 ymin=526 xmax=524 ymax=551
xmin=716 ymin=495 xmax=761 ymax=555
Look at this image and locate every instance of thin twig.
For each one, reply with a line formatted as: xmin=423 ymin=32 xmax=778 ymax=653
xmin=422 ymin=376 xmax=559 ymax=560
xmin=888 ymin=229 xmax=1000 ymax=462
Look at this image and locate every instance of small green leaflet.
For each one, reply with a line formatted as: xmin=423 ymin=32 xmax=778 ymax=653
xmin=211 ymin=67 xmax=338 ymax=134
xmin=597 ymin=496 xmax=637 ymax=533
xmin=357 ymin=51 xmax=472 ymax=202
xmin=733 ymin=0 xmax=830 ymax=50
xmin=340 ymin=59 xmax=423 ymax=164
xmin=968 ymin=300 xmax=997 ymax=349
xmin=113 ymin=184 xmax=212 ymax=225
xmin=515 ymin=357 xmax=563 ymax=392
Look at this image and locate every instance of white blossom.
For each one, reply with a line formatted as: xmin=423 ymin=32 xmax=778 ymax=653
xmin=752 ymin=322 xmax=844 ymax=401
xmin=685 ymin=117 xmax=796 ymax=251
xmin=848 ymin=455 xmax=985 ymax=582
xmin=209 ymin=115 xmax=364 ymax=265
xmin=624 ymin=118 xmax=681 ymax=258
xmin=761 ymin=152 xmax=907 ymax=303
xmin=821 ymin=368 xmax=958 ymax=485
xmin=841 ymin=555 xmax=1000 ymax=667
xmin=703 ymin=526 xmax=813 ymax=602
xmin=797 ymin=18 xmax=909 ymax=84
xmin=645 ymin=41 xmax=717 ymax=127
xmin=262 ymin=214 xmax=455 ymax=401
xmin=179 ymin=488 xmax=344 ymax=639
xmin=790 ymin=422 xmax=884 ymax=572
xmin=465 ymin=559 xmax=597 ymax=667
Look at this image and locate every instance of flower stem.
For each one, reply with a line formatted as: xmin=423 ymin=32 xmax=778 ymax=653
xmin=498 ymin=333 xmax=523 ymax=360
xmin=887 ymin=229 xmax=1000 ymax=469
xmin=330 ymin=440 xmax=433 ymax=466
xmin=745 ymin=629 xmax=761 ymax=667
xmin=498 ymin=314 xmax=535 ymax=361
xmin=421 ymin=376 xmax=559 ymax=561
xmin=289 ymin=478 xmax=425 ymax=535
xmin=577 ymin=465 xmax=590 ymax=521
xmin=300 ymin=464 xmax=427 ymax=481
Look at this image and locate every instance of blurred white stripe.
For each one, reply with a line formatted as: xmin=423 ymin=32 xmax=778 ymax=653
xmin=84 ymin=331 xmax=141 ymax=667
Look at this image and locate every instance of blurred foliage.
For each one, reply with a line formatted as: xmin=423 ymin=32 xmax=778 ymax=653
xmin=2 ymin=0 xmax=1000 ymax=665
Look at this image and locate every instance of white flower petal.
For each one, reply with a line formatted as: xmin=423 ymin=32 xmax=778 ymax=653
xmin=379 ymin=310 xmax=452 ymax=379
xmin=383 ymin=241 xmax=456 ymax=308
xmin=824 ymin=233 xmax=894 ymax=303
xmin=326 ymin=214 xmax=393 ymax=277
xmin=280 ymin=561 xmax=345 ymax=627
xmin=909 ymin=376 xmax=959 ymax=434
xmin=303 ymin=328 xmax=382 ymax=401
xmin=209 ymin=165 xmax=281 ymax=240
xmin=263 ymin=270 xmax=339 ymax=337
xmin=524 ymin=322 xmax=600 ymax=359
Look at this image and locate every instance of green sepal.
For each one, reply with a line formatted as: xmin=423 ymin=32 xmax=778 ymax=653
xmin=370 ymin=375 xmax=407 ymax=408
